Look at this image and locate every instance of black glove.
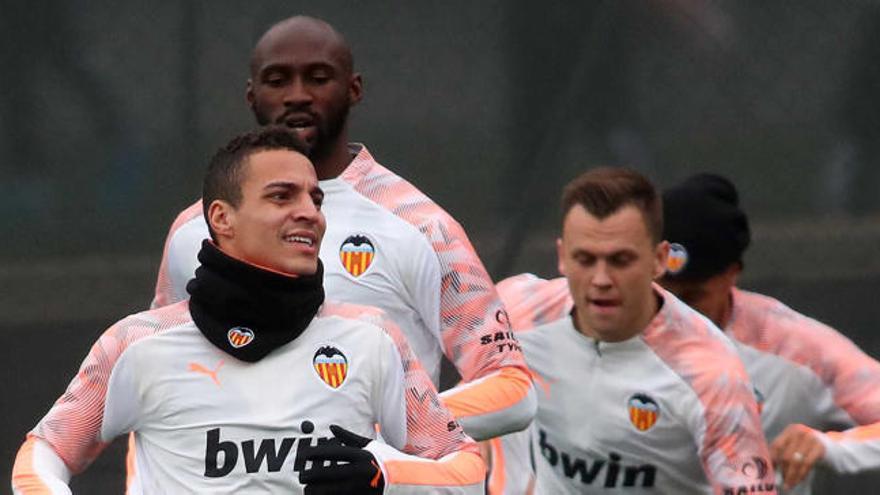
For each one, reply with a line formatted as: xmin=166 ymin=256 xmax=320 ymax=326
xmin=299 ymin=424 xmax=385 ymax=495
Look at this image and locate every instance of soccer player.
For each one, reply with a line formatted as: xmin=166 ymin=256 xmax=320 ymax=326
xmin=152 ymin=15 xmax=535 ymax=442
xmin=496 ymin=173 xmax=880 ymax=494
xmin=11 ymin=128 xmax=485 ymax=494
xmin=496 ymin=168 xmax=775 ymax=494
xmin=662 ymin=173 xmax=880 ymax=493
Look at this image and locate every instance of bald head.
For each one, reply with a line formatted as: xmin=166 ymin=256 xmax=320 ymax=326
xmin=245 ymin=15 xmax=363 ymax=178
xmin=250 ymin=16 xmax=353 ymax=77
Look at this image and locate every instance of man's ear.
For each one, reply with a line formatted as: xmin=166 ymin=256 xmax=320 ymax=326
xmin=654 ymin=240 xmax=670 ymax=279
xmin=348 ymin=73 xmax=363 ymax=106
xmin=245 ymin=79 xmax=256 ymax=110
xmin=208 ymin=200 xmax=236 ymax=241
xmin=556 ymin=238 xmax=567 ymax=277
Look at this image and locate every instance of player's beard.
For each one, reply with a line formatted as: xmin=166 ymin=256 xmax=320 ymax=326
xmin=308 ymin=103 xmax=349 ymax=164
xmin=253 ymin=103 xmax=350 ymax=164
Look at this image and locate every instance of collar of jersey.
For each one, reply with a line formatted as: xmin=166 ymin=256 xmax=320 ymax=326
xmin=186 ymin=240 xmax=325 ymax=362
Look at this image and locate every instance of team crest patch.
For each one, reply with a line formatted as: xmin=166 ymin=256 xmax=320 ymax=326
xmin=339 ymin=235 xmax=375 ymax=277
xmin=313 ymin=345 xmax=349 ymax=389
xmin=628 ymin=393 xmax=660 ymax=431
xmin=227 ymin=327 xmax=255 ymax=348
xmin=666 ymin=243 xmax=689 ymax=275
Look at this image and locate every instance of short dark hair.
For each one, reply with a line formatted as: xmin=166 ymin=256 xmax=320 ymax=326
xmin=561 ymin=167 xmax=663 ymax=243
xmin=203 ymin=126 xmax=310 ymax=240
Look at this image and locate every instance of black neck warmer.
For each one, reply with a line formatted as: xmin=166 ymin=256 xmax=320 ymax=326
xmin=187 ymin=240 xmax=325 ymax=362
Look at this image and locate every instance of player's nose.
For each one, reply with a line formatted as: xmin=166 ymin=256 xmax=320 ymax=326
xmin=591 ymin=262 xmax=613 ymax=287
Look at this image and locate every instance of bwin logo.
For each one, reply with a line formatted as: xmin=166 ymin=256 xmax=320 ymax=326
xmin=204 ymin=421 xmax=334 ymax=477
xmin=539 ymin=429 xmax=656 ymax=488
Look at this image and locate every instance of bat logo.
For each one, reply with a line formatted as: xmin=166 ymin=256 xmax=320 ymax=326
xmin=339 ymin=235 xmax=376 ymax=277
xmin=628 ymin=393 xmax=660 ymax=431
xmin=227 ymin=327 xmax=255 ymax=348
xmin=313 ymin=345 xmax=349 ymax=389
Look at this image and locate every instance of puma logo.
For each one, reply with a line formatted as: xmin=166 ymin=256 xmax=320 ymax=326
xmin=189 ymin=359 xmax=225 ymax=386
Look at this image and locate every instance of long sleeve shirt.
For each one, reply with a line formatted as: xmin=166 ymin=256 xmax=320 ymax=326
xmin=12 ymin=301 xmax=485 ymax=494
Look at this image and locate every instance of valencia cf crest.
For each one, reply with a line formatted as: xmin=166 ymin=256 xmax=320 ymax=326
xmin=313 ymin=345 xmax=349 ymax=389
xmin=227 ymin=327 xmax=255 ymax=348
xmin=339 ymin=235 xmax=375 ymax=277
xmin=666 ymin=243 xmax=688 ymax=275
xmin=628 ymin=393 xmax=660 ymax=431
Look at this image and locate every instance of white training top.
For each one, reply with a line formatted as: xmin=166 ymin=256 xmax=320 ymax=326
xmin=516 ymin=286 xmax=775 ymax=494
xmin=491 ymin=274 xmax=880 ymax=495
xmin=13 ymin=301 xmax=485 ymax=494
xmin=150 ymin=144 xmax=535 ymax=440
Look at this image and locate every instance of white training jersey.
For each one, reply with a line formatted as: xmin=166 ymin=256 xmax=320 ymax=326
xmin=506 ymin=282 xmax=776 ymax=494
xmin=12 ymin=301 xmax=485 ymax=494
xmin=725 ymin=288 xmax=880 ymax=494
xmin=493 ymin=274 xmax=880 ymax=495
xmin=151 ymin=144 xmax=534 ymax=439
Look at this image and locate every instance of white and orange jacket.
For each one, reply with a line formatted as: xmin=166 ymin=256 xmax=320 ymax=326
xmin=151 ymin=144 xmax=535 ymax=440
xmin=726 ymin=288 xmax=880 ymax=489
xmin=517 ymin=285 xmax=775 ymax=494
xmin=12 ymin=301 xmax=485 ymax=494
xmin=494 ymin=274 xmax=880 ymax=494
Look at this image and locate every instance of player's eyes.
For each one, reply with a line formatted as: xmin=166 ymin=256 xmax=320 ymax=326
xmin=262 ymin=72 xmax=288 ymax=87
xmin=609 ymin=254 xmax=635 ymax=267
xmin=574 ymin=254 xmax=596 ymax=266
xmin=309 ymin=72 xmax=330 ymax=83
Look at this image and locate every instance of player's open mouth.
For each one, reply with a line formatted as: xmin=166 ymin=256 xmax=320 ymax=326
xmin=279 ymin=114 xmax=318 ymax=141
xmin=282 ymin=114 xmax=315 ymax=129
xmin=287 ymin=122 xmax=314 ymax=131
xmin=589 ymin=298 xmax=620 ymax=309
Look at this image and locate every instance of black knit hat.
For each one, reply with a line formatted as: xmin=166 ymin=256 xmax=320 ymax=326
xmin=662 ymin=173 xmax=750 ymax=281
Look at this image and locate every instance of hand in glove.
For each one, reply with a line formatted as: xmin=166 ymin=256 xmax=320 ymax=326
xmin=299 ymin=424 xmax=384 ymax=494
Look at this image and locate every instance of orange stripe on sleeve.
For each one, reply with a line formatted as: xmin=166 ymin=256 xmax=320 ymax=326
xmin=442 ymin=366 xmax=532 ymax=419
xmin=125 ymin=433 xmax=137 ymax=493
xmin=487 ymin=437 xmax=506 ymax=495
xmin=827 ymin=423 xmax=880 ymax=443
xmin=12 ymin=436 xmax=54 ymax=495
